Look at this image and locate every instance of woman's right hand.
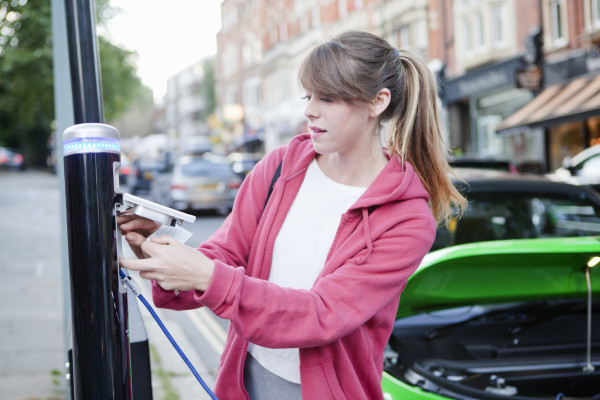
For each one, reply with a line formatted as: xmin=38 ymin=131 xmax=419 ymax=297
xmin=117 ymin=212 xmax=161 ymax=259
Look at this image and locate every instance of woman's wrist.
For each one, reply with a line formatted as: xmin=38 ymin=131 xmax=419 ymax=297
xmin=196 ymin=259 xmax=216 ymax=292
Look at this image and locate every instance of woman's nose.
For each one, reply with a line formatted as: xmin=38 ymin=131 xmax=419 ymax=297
xmin=304 ymin=103 xmax=318 ymax=119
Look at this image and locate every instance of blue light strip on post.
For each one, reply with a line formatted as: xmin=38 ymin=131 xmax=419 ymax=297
xmin=63 ymin=137 xmax=120 ymax=155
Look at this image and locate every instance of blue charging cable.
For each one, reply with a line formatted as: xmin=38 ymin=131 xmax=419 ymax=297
xmin=119 ymin=268 xmax=219 ymax=400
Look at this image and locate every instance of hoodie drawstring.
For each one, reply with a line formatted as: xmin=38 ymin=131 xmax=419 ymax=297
xmin=358 ymin=208 xmax=374 ymax=264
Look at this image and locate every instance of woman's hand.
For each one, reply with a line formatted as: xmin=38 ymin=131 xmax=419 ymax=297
xmin=119 ymin=235 xmax=215 ymax=293
xmin=117 ymin=213 xmax=161 ymax=259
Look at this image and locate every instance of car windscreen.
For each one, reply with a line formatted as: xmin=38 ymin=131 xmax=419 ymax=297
xmin=179 ymin=160 xmax=232 ymax=176
xmin=432 ymin=192 xmax=600 ymax=250
xmin=137 ymin=161 xmax=166 ymax=171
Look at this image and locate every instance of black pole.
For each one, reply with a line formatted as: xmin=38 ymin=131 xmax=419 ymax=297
xmin=64 ymin=0 xmax=103 ymax=123
xmin=62 ymin=0 xmax=131 ymax=398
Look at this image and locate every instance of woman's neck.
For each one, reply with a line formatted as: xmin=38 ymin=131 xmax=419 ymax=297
xmin=316 ymin=147 xmax=388 ymax=187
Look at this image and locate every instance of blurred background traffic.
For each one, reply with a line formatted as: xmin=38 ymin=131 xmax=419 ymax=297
xmin=2 ymin=0 xmax=600 ymax=205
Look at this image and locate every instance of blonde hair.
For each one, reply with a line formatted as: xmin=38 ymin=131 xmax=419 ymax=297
xmin=298 ymin=31 xmax=466 ymax=227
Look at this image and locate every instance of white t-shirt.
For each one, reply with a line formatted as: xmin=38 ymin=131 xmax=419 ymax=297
xmin=247 ymin=159 xmax=366 ymax=384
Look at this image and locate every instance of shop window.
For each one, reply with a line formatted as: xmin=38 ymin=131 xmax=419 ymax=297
xmin=586 ymin=117 xmax=600 ymax=146
xmin=476 ymin=114 xmax=503 ymax=156
xmin=548 ymin=122 xmax=585 ymax=170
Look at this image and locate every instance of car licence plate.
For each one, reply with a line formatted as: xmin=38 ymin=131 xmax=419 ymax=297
xmin=196 ymin=183 xmax=218 ymax=189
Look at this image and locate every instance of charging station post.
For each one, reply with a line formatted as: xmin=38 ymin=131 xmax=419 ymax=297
xmin=63 ymin=124 xmax=132 ymax=399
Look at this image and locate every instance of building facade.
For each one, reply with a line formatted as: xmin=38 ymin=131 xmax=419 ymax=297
xmin=164 ymin=57 xmax=215 ymax=152
xmin=210 ymin=0 xmax=600 ymax=171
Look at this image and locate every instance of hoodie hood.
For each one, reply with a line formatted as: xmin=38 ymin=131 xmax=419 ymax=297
xmin=275 ymin=134 xmax=434 ymax=266
xmin=279 ymin=134 xmax=431 ymax=211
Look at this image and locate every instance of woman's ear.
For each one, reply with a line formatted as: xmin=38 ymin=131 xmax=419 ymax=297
xmin=369 ymin=88 xmax=391 ymax=118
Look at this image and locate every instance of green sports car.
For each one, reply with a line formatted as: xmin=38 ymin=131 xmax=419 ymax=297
xmin=382 ymin=236 xmax=600 ymax=400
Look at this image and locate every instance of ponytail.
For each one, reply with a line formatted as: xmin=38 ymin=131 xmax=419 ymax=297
xmin=386 ymin=50 xmax=466 ymax=227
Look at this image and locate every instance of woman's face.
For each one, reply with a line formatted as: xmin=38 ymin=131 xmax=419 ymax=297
xmin=303 ymin=92 xmax=378 ymax=158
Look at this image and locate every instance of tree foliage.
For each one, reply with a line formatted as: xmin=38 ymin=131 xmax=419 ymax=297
xmin=99 ymin=36 xmax=153 ymax=122
xmin=0 ymin=0 xmax=152 ymax=166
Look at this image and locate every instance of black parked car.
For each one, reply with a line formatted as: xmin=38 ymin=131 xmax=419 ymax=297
xmin=130 ymin=158 xmax=168 ymax=194
xmin=432 ymin=168 xmax=600 ymax=251
xmin=448 ymin=155 xmax=518 ymax=173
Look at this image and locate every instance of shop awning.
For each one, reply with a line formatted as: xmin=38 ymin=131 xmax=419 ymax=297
xmin=495 ymin=72 xmax=600 ymax=135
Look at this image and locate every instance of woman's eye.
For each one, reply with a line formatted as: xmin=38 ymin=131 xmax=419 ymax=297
xmin=320 ymin=97 xmax=332 ymax=103
xmin=302 ymin=95 xmax=312 ymax=101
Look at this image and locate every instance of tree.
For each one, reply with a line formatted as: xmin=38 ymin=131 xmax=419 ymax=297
xmin=0 ymin=0 xmax=54 ymax=165
xmin=0 ymin=0 xmax=152 ymax=167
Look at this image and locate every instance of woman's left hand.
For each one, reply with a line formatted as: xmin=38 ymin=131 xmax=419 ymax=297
xmin=119 ymin=235 xmax=215 ymax=292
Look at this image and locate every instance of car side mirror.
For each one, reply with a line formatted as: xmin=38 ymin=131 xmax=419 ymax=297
xmin=567 ymin=165 xmax=578 ymax=175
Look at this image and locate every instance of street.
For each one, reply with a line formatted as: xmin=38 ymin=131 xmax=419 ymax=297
xmin=0 ymin=169 xmax=229 ymax=399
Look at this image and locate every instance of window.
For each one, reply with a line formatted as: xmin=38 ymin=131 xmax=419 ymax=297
xmin=457 ymin=0 xmax=510 ymax=64
xmin=594 ymin=0 xmax=600 ymax=22
xmin=432 ymin=191 xmax=600 ymax=251
xmin=474 ymin=11 xmax=485 ymax=48
xmin=587 ymin=0 xmax=600 ymax=29
xmin=577 ymin=154 xmax=600 ymax=177
xmin=243 ymin=79 xmax=260 ymax=109
xmin=414 ymin=19 xmax=428 ymax=53
xmin=463 ymin=17 xmax=473 ymax=53
xmin=547 ymin=0 xmax=567 ymax=47
xmin=491 ymin=4 xmax=506 ymax=46
xmin=400 ymin=25 xmax=410 ymax=50
xmin=242 ymin=35 xmax=262 ymax=67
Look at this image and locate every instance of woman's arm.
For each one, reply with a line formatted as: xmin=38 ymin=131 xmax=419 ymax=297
xmin=197 ymin=218 xmax=435 ymax=348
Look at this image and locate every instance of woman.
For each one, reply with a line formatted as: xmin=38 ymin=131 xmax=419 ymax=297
xmin=119 ymin=30 xmax=466 ymax=399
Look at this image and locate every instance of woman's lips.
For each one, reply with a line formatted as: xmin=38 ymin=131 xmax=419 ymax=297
xmin=310 ymin=126 xmax=326 ymax=138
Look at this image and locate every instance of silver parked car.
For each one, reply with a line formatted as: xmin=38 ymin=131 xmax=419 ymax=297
xmin=151 ymin=154 xmax=241 ymax=213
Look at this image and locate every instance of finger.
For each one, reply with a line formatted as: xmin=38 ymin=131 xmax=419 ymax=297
xmin=119 ymin=256 xmax=153 ymax=272
xmin=139 ymin=270 xmax=155 ymax=281
xmin=116 ymin=213 xmax=140 ymax=227
xmin=149 ymin=235 xmax=177 ymax=245
xmin=139 ymin=237 xmax=177 ymax=259
xmin=125 ymin=232 xmax=147 ymax=248
xmin=128 ymin=244 xmax=146 ymax=260
xmin=139 ymin=238 xmax=164 ymax=258
xmin=116 ymin=212 xmax=134 ymax=222
xmin=119 ymin=218 xmax=155 ymax=233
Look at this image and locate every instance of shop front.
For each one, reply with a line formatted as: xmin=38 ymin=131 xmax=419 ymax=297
xmin=442 ymin=57 xmax=541 ymax=171
xmin=496 ymin=70 xmax=600 ymax=171
xmin=496 ymin=49 xmax=600 ymax=172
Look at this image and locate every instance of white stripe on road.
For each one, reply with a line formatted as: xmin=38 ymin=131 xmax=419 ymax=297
xmin=186 ymin=308 xmax=227 ymax=355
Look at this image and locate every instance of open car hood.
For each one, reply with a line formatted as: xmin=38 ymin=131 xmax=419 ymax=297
xmin=397 ymin=236 xmax=600 ymax=319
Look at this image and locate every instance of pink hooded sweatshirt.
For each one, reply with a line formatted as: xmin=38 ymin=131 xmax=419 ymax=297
xmin=152 ymin=134 xmax=436 ymax=399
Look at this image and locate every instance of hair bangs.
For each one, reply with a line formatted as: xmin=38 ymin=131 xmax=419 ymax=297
xmin=299 ymin=42 xmax=360 ymax=103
